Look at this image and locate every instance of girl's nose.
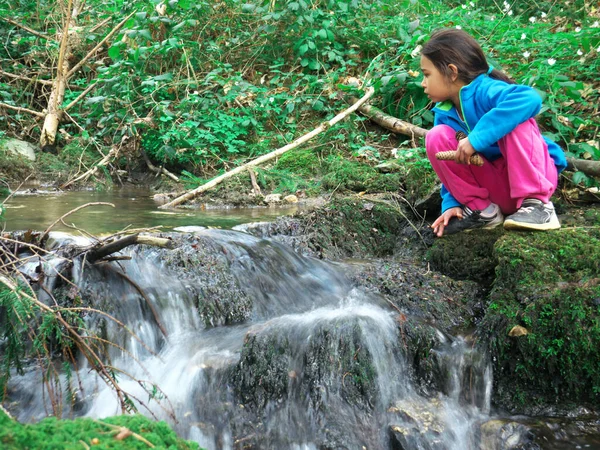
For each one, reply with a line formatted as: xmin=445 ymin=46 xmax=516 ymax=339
xmin=421 ymin=79 xmax=426 ymax=88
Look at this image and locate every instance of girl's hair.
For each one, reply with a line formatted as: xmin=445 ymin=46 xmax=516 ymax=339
xmin=422 ymin=28 xmax=514 ymax=84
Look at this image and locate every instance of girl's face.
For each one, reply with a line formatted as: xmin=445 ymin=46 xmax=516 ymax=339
xmin=420 ymin=56 xmax=460 ymax=103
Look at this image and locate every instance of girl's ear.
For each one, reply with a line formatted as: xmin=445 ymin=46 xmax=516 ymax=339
xmin=448 ymin=64 xmax=459 ymax=82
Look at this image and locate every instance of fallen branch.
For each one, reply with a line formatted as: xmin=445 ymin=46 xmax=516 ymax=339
xmin=60 ymin=148 xmax=117 ymax=189
xmin=87 ymin=234 xmax=174 ymax=263
xmin=0 ymin=101 xmax=45 ymax=117
xmin=141 ymin=149 xmax=180 ymax=182
xmin=160 ymin=86 xmax=375 ymax=208
xmin=1 ymin=17 xmax=49 ymax=40
xmin=356 ymin=101 xmax=600 ymax=180
xmin=63 ymin=82 xmax=98 ymax=112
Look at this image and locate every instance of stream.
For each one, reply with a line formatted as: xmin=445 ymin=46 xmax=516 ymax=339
xmin=3 ymin=189 xmax=600 ymax=449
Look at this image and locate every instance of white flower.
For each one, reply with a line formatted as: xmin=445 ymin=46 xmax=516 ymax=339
xmin=577 ymin=49 xmax=583 ymax=56
xmin=575 ymin=27 xmax=581 ymax=32
xmin=462 ymin=4 xmax=467 ymax=8
xmin=456 ymin=25 xmax=462 ymax=29
xmin=597 ymin=46 xmax=600 ymax=53
xmin=269 ymin=97 xmax=274 ymax=103
xmin=470 ymin=1 xmax=475 ymax=6
xmin=507 ymin=10 xmax=513 ymax=16
xmin=523 ymin=51 xmax=531 ymax=58
xmin=490 ymin=15 xmax=495 ymax=21
xmin=592 ymin=21 xmax=599 ymax=28
xmin=529 ymin=16 xmax=536 ymax=23
xmin=521 ymin=33 xmax=527 ymax=40
xmin=547 ymin=58 xmax=556 ymax=65
xmin=541 ymin=12 xmax=547 ymax=18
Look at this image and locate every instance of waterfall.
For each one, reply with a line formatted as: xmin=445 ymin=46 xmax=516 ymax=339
xmin=6 ymin=228 xmax=493 ymax=449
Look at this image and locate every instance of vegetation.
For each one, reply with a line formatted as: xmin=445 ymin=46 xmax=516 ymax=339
xmin=0 ymin=408 xmax=200 ymax=449
xmin=0 ymin=0 xmax=597 ymax=191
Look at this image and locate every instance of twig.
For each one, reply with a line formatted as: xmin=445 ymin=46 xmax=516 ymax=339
xmin=41 ymin=202 xmax=115 ymax=242
xmin=0 ymin=17 xmax=49 ymax=39
xmin=0 ymin=70 xmax=54 ymax=86
xmin=92 ymin=420 xmax=155 ymax=448
xmin=0 ymin=101 xmax=45 ymax=117
xmin=63 ymin=82 xmax=98 ymax=112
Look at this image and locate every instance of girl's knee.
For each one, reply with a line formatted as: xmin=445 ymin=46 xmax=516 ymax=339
xmin=426 ymin=125 xmax=456 ymax=156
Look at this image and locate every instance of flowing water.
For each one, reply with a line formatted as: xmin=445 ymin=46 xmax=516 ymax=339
xmin=8 ymin=228 xmax=494 ymax=449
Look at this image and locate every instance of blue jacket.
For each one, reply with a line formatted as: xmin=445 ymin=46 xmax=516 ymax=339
xmin=432 ymin=74 xmax=567 ymax=212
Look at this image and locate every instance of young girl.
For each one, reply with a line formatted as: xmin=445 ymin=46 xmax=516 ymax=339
xmin=421 ymin=28 xmax=566 ymax=237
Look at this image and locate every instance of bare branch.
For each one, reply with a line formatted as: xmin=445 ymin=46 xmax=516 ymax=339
xmin=41 ymin=202 xmax=116 ymax=242
xmin=1 ymin=17 xmax=49 ymax=40
xmin=63 ymin=82 xmax=98 ymax=112
xmin=0 ymin=101 xmax=44 ymax=117
xmin=0 ymin=70 xmax=54 ymax=86
xmin=66 ymin=11 xmax=136 ymax=78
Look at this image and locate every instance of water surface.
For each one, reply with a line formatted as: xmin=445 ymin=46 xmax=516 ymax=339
xmin=2 ymin=187 xmax=297 ymax=234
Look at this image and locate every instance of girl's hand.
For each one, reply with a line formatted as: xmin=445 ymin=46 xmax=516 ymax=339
xmin=431 ymin=207 xmax=463 ymax=237
xmin=456 ymin=136 xmax=476 ymax=164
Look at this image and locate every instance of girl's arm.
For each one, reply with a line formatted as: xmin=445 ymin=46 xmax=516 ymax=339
xmin=468 ymin=83 xmax=542 ymax=153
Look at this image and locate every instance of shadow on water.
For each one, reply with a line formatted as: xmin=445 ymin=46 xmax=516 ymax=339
xmin=2 ymin=187 xmax=298 ymax=234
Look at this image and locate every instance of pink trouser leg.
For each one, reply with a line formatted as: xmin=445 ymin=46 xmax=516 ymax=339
xmin=426 ymin=121 xmax=558 ymax=215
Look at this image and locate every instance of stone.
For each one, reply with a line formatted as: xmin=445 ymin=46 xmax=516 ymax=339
xmin=264 ymin=193 xmax=282 ymax=204
xmin=283 ymin=194 xmax=298 ymax=203
xmin=508 ymin=325 xmax=528 ymax=337
xmin=1 ymin=138 xmax=37 ymax=161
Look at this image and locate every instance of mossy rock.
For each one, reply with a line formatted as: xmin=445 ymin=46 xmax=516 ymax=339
xmin=426 ymin=228 xmax=505 ymax=285
xmin=479 ymin=228 xmax=600 ymax=411
xmin=0 ymin=409 xmax=200 ymax=449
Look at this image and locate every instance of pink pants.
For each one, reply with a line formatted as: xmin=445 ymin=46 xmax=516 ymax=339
xmin=425 ymin=119 xmax=558 ymax=214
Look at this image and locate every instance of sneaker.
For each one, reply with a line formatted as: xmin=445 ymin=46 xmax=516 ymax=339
xmin=443 ymin=204 xmax=504 ymax=235
xmin=503 ymin=199 xmax=560 ymax=231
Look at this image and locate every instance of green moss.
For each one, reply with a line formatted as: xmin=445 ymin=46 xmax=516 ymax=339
xmin=480 ymin=229 xmax=600 ymax=409
xmin=321 ymin=156 xmax=402 ymax=193
xmin=273 ymin=148 xmax=322 ymax=178
xmin=426 ymin=228 xmax=504 ymax=284
xmin=0 ymin=410 xmax=201 ymax=449
xmin=391 ymin=147 xmax=439 ymax=204
xmin=0 ymin=149 xmax=33 ymax=181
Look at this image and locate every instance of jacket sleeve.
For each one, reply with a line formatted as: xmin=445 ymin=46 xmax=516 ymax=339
xmin=441 ymin=184 xmax=461 ymax=212
xmin=468 ymin=83 xmax=542 ymax=153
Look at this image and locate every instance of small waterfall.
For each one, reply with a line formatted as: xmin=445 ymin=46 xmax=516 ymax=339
xmin=6 ymin=229 xmax=493 ymax=449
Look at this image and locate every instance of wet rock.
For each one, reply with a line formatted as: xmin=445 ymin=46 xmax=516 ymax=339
xmin=480 ymin=420 xmax=538 ymax=450
xmin=283 ymin=194 xmax=298 ymax=203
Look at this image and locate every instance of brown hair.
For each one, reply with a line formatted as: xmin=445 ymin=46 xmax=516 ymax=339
xmin=422 ymin=28 xmax=514 ymax=84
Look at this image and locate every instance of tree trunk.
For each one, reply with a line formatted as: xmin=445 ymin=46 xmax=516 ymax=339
xmin=40 ymin=0 xmax=77 ymax=148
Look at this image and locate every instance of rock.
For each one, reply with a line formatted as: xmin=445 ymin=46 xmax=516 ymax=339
xmin=283 ymin=194 xmax=298 ymax=204
xmin=480 ymin=420 xmax=537 ymax=450
xmin=375 ymin=161 xmax=401 ymax=173
xmin=1 ymin=138 xmax=37 ymax=161
xmin=508 ymin=325 xmax=528 ymax=337
xmin=264 ymin=193 xmax=282 ymax=204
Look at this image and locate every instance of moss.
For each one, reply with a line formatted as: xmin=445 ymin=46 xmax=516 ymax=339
xmin=321 ymin=156 xmax=402 ymax=193
xmin=0 ymin=409 xmax=200 ymax=449
xmin=479 ymin=229 xmax=600 ymax=410
xmin=273 ymin=148 xmax=322 ymax=178
xmin=0 ymin=149 xmax=33 ymax=181
xmin=426 ymin=228 xmax=505 ymax=285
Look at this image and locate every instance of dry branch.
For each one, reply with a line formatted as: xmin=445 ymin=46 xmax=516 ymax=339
xmin=160 ymin=86 xmax=375 ymax=209
xmin=60 ymin=148 xmax=117 ymax=189
xmin=0 ymin=102 xmax=45 ymax=118
xmin=0 ymin=70 xmax=54 ymax=86
xmin=41 ymin=202 xmax=115 ymax=242
xmin=141 ymin=149 xmax=180 ymax=182
xmin=1 ymin=17 xmax=49 ymax=39
xmin=87 ymin=234 xmax=173 ymax=263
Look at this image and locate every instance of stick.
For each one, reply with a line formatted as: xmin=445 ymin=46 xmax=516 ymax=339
xmin=66 ymin=12 xmax=136 ymax=78
xmin=1 ymin=17 xmax=49 ymax=40
xmin=356 ymin=99 xmax=600 ymax=180
xmin=63 ymin=82 xmax=98 ymax=112
xmin=160 ymin=86 xmax=375 ymax=208
xmin=0 ymin=101 xmax=45 ymax=117
xmin=435 ymin=151 xmax=484 ymax=166
xmin=40 ymin=202 xmax=115 ymax=242
xmin=0 ymin=70 xmax=54 ymax=86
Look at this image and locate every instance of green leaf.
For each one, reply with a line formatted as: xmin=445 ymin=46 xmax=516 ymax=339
xmin=312 ymin=100 xmax=324 ymax=111
xmin=308 ymin=59 xmax=320 ymax=70
xmin=299 ymin=43 xmax=309 ymax=55
xmin=108 ymin=45 xmax=121 ymax=61
xmin=318 ymin=29 xmax=328 ymax=39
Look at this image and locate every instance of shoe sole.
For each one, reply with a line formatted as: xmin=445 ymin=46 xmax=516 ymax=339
xmin=503 ymin=218 xmax=561 ymax=231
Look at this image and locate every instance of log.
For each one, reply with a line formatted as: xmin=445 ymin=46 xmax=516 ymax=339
xmin=159 ymin=86 xmax=375 ymax=209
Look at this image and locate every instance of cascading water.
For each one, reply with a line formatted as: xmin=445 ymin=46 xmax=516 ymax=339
xmin=7 ymin=228 xmax=493 ymax=449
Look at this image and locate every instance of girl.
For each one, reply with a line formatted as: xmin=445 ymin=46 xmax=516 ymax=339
xmin=421 ymin=28 xmax=566 ymax=237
